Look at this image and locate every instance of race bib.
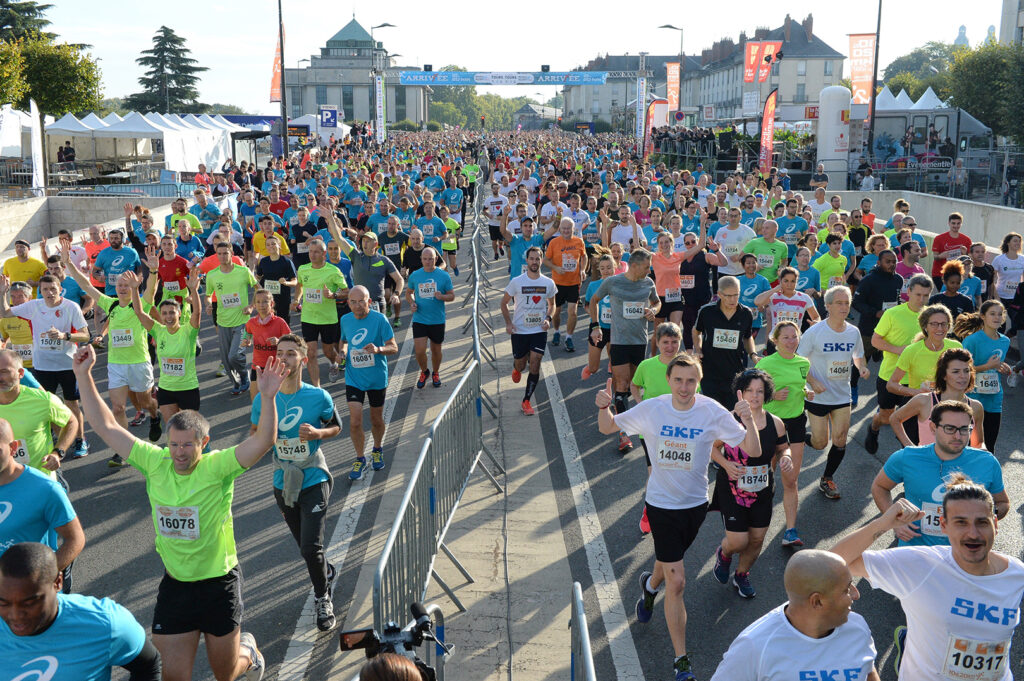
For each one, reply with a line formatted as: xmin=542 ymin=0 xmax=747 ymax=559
xmin=305 ymin=288 xmax=323 ymax=305
xmin=712 ymin=328 xmax=739 ymax=349
xmin=722 ymin=244 xmax=739 ymax=257
xmin=901 ymin=281 xmax=910 ymax=295
xmin=585 ymin=233 xmax=599 ymax=244
xmin=524 ymin=311 xmax=544 ymax=327
xmin=163 ymin=280 xmax=182 ymax=293
xmin=38 ymin=336 xmax=64 ymax=351
xmin=599 ymin=305 xmax=611 ymax=325
xmin=350 ymin=350 xmax=375 ymax=368
xmin=623 ymin=302 xmax=646 ymax=319
xmin=737 ymin=464 xmax=769 ymax=492
xmin=680 ymin=275 xmax=695 ymax=290
xmin=942 ymin=637 xmax=1009 ymax=681
xmin=297 ymin=241 xmax=310 ymax=254
xmin=562 ymin=255 xmax=578 ymax=272
xmin=756 ymin=254 xmax=774 ymax=269
xmin=161 ymin=357 xmax=185 ymax=376
xmin=422 ymin=224 xmax=434 ymax=236
xmin=781 ymin=232 xmax=799 ymax=245
xmin=980 ymin=280 xmax=987 ymax=294
xmin=384 ymin=242 xmax=400 ymax=255
xmin=921 ymin=501 xmax=944 ymax=537
xmin=827 ymin=360 xmax=851 ymax=381
xmin=828 ymin=276 xmax=844 ymax=288
xmin=520 ymin=264 xmax=527 ymax=275
xmin=264 ymin=280 xmax=282 ymax=294
xmin=417 ymin=281 xmax=437 ymax=299
xmin=975 ymin=371 xmax=1000 ymax=395
xmin=111 ymin=329 xmax=134 ymax=348
xmin=657 ymin=437 xmax=694 ymax=471
xmin=12 ymin=438 xmax=27 ymax=464
xmin=664 ymin=288 xmax=681 ymax=303
xmin=276 ymin=437 xmax=310 ymax=462
xmin=107 ymin=272 xmax=118 ymax=286
xmin=11 ymin=344 xmax=31 ymax=362
xmin=156 ymin=506 xmax=200 ymax=540
xmin=220 ymin=292 xmax=241 ymax=308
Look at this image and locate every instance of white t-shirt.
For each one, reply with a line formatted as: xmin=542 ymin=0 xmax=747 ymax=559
xmin=485 ymin=195 xmax=510 ymax=226
xmin=12 ymin=298 xmax=88 ymax=371
xmin=503 ymin=273 xmax=556 ymax=335
xmin=566 ymin=209 xmax=590 ymax=238
xmin=992 ymin=253 xmax=1024 ymax=299
xmin=716 ymin=225 xmax=757 ymax=275
xmin=797 ymin=320 xmax=864 ymax=406
xmin=540 ymin=201 xmax=569 ymax=226
xmin=864 ymin=545 xmax=1024 ymax=681
xmin=711 ymin=604 xmax=876 ymax=681
xmin=506 ymin=219 xmax=524 ymax=237
xmin=610 ymin=223 xmax=642 ymax=252
xmin=807 ymin=199 xmax=830 ymax=219
xmin=765 ymin=291 xmax=816 ymax=331
xmin=613 ymin=394 xmax=746 ymax=510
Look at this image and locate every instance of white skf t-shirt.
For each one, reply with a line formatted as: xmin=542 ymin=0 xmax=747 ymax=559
xmin=613 ymin=394 xmax=746 ymax=510
xmin=711 ymin=604 xmax=876 ymax=681
xmin=798 ymin=321 xmax=865 ymax=406
xmin=864 ymin=545 xmax=1024 ymax=681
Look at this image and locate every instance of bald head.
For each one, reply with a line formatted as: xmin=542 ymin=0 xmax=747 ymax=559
xmin=784 ymin=550 xmax=848 ymax=602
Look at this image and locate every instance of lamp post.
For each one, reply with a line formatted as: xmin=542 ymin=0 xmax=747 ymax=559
xmin=867 ymin=0 xmax=883 ymax=160
xmin=277 ymin=0 xmax=287 ymax=145
xmin=370 ymin=22 xmax=395 ymax=142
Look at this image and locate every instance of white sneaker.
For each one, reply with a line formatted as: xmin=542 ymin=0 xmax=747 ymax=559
xmin=1008 ymin=370 xmax=1020 ymax=388
xmin=239 ymin=631 xmax=264 ymax=680
xmin=315 ymin=595 xmax=336 ymax=631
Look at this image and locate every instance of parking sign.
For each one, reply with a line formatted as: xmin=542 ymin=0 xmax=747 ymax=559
xmin=320 ymin=105 xmax=338 ymax=128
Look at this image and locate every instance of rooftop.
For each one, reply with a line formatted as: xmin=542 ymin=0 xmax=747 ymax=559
xmin=326 ymin=17 xmax=376 ymax=47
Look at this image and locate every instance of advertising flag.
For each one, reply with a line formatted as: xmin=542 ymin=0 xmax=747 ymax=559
xmin=269 ymin=31 xmax=284 ymax=103
xmin=849 ymin=33 xmax=876 ymax=107
xmin=757 ymin=41 xmax=782 ymax=82
xmin=666 ymin=62 xmax=680 ymax=110
xmin=743 ymin=42 xmax=762 ymax=83
xmin=758 ymin=89 xmax=778 ymax=174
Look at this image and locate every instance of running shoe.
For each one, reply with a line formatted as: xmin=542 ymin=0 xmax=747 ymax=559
xmin=67 ymin=438 xmax=88 ymax=460
xmin=781 ymin=528 xmax=804 ymax=547
xmin=618 ymin=432 xmax=633 ymax=453
xmin=635 ymin=571 xmax=657 ymax=623
xmin=339 ymin=356 xmax=346 ymax=370
xmin=128 ymin=411 xmax=147 ymax=427
xmin=864 ymin=426 xmax=879 ymax=454
xmin=231 ymin=385 xmax=246 ymax=396
xmin=732 ymin=571 xmax=756 ymax=598
xmin=511 ymin=368 xmax=522 ymax=383
xmin=673 ymin=656 xmax=696 ymax=681
xmin=417 ymin=370 xmax=429 ymax=389
xmin=712 ymin=547 xmax=732 ymax=584
xmin=371 ymin=447 xmax=385 ymax=471
xmin=581 ymin=366 xmax=593 ymax=380
xmin=393 ymin=317 xmax=402 ymax=328
xmin=639 ymin=506 xmax=650 ymax=535
xmin=564 ymin=336 xmax=575 ymax=352
xmin=453 ymin=266 xmax=460 ymax=276
xmin=851 ymin=384 xmax=859 ymax=404
xmin=431 ymin=371 xmax=441 ymax=388
xmin=674 ymin=666 xmax=696 ymax=681
xmin=107 ymin=453 xmax=126 ymax=468
xmin=386 ymin=303 xmax=393 ymax=317
xmin=216 ymin=363 xmax=226 ymax=377
xmin=522 ymin=400 xmax=535 ymax=416
xmin=893 ymin=625 xmax=907 ymax=675
xmin=349 ymin=457 xmax=367 ymax=481
xmin=493 ymin=252 xmax=499 ymax=261
xmin=148 ymin=414 xmax=163 ymax=443
xmin=239 ymin=632 xmax=265 ymax=681
xmin=328 ymin=363 xmax=340 ymax=381
xmin=819 ymin=477 xmax=841 ymax=500
xmin=500 ymin=246 xmax=505 ymax=256
xmin=551 ymin=331 xmax=561 ymax=346
xmin=315 ymin=595 xmax=336 ymax=631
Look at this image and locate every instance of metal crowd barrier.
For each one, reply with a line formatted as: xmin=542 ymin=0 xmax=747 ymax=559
xmin=570 ymin=582 xmax=597 ymax=681
xmin=56 ymin=182 xmax=200 ymax=198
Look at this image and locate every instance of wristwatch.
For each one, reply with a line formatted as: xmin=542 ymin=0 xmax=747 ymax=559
xmin=52 ymin=448 xmax=66 ymax=460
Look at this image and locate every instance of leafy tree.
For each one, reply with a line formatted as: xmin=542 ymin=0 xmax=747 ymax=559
xmin=948 ymin=41 xmax=1013 ymax=137
xmin=430 ymin=65 xmax=480 ymax=123
xmin=19 ymin=35 xmax=100 ymax=119
xmin=545 ymin=93 xmax=563 ymax=109
xmin=199 ymin=102 xmax=248 ymax=115
xmin=126 ymin=26 xmax=207 ymax=112
xmin=0 ymin=0 xmax=53 ymax=42
xmin=94 ymin=96 xmax=128 ymax=117
xmin=0 ymin=38 xmax=26 ymax=104
xmin=428 ymin=100 xmax=465 ymax=128
xmin=883 ymin=41 xmax=958 ymax=81
xmin=885 ymin=72 xmax=922 ymax=100
xmin=998 ymin=44 xmax=1024 ymax=144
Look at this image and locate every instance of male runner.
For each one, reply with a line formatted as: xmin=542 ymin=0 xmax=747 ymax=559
xmin=406 ymin=246 xmax=454 ymax=388
xmin=293 ymin=239 xmax=349 ymax=386
xmin=501 ymin=247 xmax=556 ymax=416
xmin=544 ymin=217 xmax=588 ymax=352
xmin=206 ymin=242 xmax=258 ymax=395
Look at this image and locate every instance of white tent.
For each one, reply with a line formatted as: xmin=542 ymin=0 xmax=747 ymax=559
xmin=102 ymin=112 xmax=123 ymax=126
xmin=288 ymin=113 xmax=350 ymax=143
xmin=213 ymin=115 xmax=247 ymax=133
xmin=90 ymin=111 xmax=230 ymax=172
xmin=911 ymin=86 xmax=946 ymax=110
xmin=182 ymin=114 xmax=221 ymax=131
xmin=46 ymin=113 xmax=95 ymax=136
xmin=45 ymin=113 xmax=100 ymax=164
xmin=894 ymin=89 xmax=915 ymax=108
xmin=80 ymin=113 xmax=108 ymax=129
xmin=0 ymin=105 xmax=26 ymax=157
xmin=874 ymin=86 xmax=897 ymax=111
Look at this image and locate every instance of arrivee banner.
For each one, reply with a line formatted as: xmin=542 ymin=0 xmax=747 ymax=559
xmin=758 ymin=89 xmax=778 ymax=174
xmin=757 ymin=41 xmax=782 ymax=82
xmin=743 ymin=42 xmax=762 ymax=83
xmin=849 ymin=33 xmax=877 ymax=106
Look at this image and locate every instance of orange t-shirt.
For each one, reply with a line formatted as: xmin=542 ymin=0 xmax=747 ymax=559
xmin=651 ymin=252 xmax=685 ymax=296
xmin=84 ymin=239 xmax=110 ymax=287
xmin=545 ymin=236 xmax=587 ymax=286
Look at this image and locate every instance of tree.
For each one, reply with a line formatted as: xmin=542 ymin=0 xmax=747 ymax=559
xmin=545 ymin=93 xmax=563 ymax=109
xmin=19 ymin=35 xmax=100 ymax=119
xmin=948 ymin=41 xmax=1014 ymax=138
xmin=998 ymin=44 xmax=1024 ymax=144
xmin=0 ymin=38 xmax=26 ymax=104
xmin=885 ymin=72 xmax=922 ymax=100
xmin=0 ymin=1 xmax=53 ymax=42
xmin=199 ymin=102 xmax=248 ymax=115
xmin=94 ymin=96 xmax=128 ymax=117
xmin=428 ymin=100 xmax=465 ymax=128
xmin=430 ymin=65 xmax=480 ymax=124
xmin=126 ymin=26 xmax=207 ymax=112
xmin=883 ymin=41 xmax=958 ymax=81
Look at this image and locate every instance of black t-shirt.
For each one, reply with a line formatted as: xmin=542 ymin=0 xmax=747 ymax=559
xmin=402 ymin=244 xmax=440 ymax=273
xmin=679 ymin=252 xmax=714 ymax=307
xmin=811 ymin=172 xmax=829 ymax=185
xmin=378 ymin=231 xmax=409 ymax=269
xmin=929 ymin=292 xmax=975 ymax=320
xmin=973 ymin=262 xmax=995 ymax=297
xmin=289 ymin=221 xmax=320 ymax=268
xmin=694 ymin=302 xmax=753 ymax=383
xmin=256 ymin=255 xmax=297 ymax=302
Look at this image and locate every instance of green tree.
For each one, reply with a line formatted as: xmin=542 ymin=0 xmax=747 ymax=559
xmin=883 ymin=41 xmax=958 ymax=81
xmin=0 ymin=38 xmax=26 ymax=104
xmin=948 ymin=41 xmax=1014 ymax=137
xmin=19 ymin=35 xmax=100 ymax=120
xmin=94 ymin=96 xmax=128 ymax=117
xmin=545 ymin=93 xmax=563 ymax=109
xmin=198 ymin=102 xmax=248 ymax=115
xmin=430 ymin=65 xmax=480 ymax=123
xmin=885 ymin=72 xmax=922 ymax=100
xmin=428 ymin=100 xmax=465 ymax=128
xmin=0 ymin=1 xmax=53 ymax=42
xmin=126 ymin=26 xmax=207 ymax=112
xmin=998 ymin=43 xmax=1024 ymax=144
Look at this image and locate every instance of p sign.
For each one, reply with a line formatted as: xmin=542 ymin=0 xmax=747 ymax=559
xmin=319 ymin=105 xmax=338 ymax=128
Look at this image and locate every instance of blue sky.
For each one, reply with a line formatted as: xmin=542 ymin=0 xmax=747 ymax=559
xmin=47 ymin=0 xmax=1003 ymax=115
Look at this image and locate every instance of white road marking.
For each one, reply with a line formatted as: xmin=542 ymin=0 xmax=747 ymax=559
xmin=540 ymin=356 xmax=644 ymax=681
xmin=277 ymin=333 xmax=415 ymax=681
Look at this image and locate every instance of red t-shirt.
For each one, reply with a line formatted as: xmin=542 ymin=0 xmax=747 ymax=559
xmin=158 ymin=255 xmax=191 ymax=295
xmin=245 ymin=315 xmax=291 ymax=368
xmin=270 ymin=200 xmax=289 ymax=217
xmin=931 ymin=231 xmax=973 ymax=277
xmin=862 ymin=212 xmax=876 ymax=229
xmin=194 ymin=172 xmax=212 ymax=186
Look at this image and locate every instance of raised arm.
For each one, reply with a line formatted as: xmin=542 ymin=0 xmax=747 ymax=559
xmin=187 ymin=268 xmax=202 ymax=329
xmin=123 ymin=272 xmax=155 ymax=332
xmin=234 ymin=357 xmax=288 ymax=468
xmin=829 ymin=499 xmax=923 ymax=578
xmin=62 ymin=242 xmax=105 ymax=302
xmin=70 ymin=345 xmax=139 ymax=457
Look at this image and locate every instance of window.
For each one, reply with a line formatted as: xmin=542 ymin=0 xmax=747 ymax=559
xmin=394 ymin=84 xmax=406 ymax=121
xmin=289 ymin=87 xmax=302 ymax=117
xmin=797 ymin=60 xmax=806 ymax=76
xmin=291 ymin=103 xmax=302 ymax=119
xmin=315 ymin=85 xmax=327 ymax=106
xmin=342 ymin=85 xmax=354 ymax=119
xmin=795 ymin=83 xmax=806 ymax=102
xmin=824 ymin=60 xmax=833 ymax=76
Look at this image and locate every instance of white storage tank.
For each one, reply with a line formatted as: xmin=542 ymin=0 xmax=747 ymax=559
xmin=816 ymin=86 xmax=852 ymax=190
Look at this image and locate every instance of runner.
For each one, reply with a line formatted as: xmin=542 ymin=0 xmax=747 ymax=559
xmin=293 ymin=238 xmax=349 ymax=387
xmin=693 ymin=276 xmax=756 ymax=410
xmin=92 ymin=228 xmax=141 ymax=298
xmin=582 ymin=254 xmax=615 ymax=380
xmin=242 ymin=289 xmax=291 ymax=401
xmin=742 ymin=220 xmax=789 ymax=284
xmin=0 ymin=282 xmax=35 ymax=372
xmin=254 ymin=232 xmax=297 ymax=320
xmin=798 ymin=286 xmax=869 ymax=499
xmin=709 ymin=368 xmax=790 ymax=599
xmin=437 ymin=204 xmax=461 ymax=276
xmin=484 ymin=182 xmax=510 ymax=260
xmin=596 ymin=354 xmax=759 ymax=681
xmin=250 ymin=334 xmax=340 ymax=631
xmin=890 ymin=347 xmax=985 ymax=448
xmin=753 ymin=267 xmax=820 ymax=344
xmin=544 ymin=217 xmax=588 ymax=352
xmin=0 ymin=542 xmax=161 ymax=680
xmin=589 ymin=248 xmax=660 ymax=451
xmin=2 ymin=239 xmax=46 ymax=298
xmin=71 ymin=343 xmax=286 ymax=681
xmin=956 ymin=301 xmax=1012 ymax=452
xmin=0 ymin=275 xmax=89 ymax=460
xmin=405 ymin=246 xmax=454 ymax=388
xmin=333 ymin=220 xmax=404 ymax=324
xmin=709 ymin=549 xmax=878 ymax=681
xmin=834 ymin=476 xmax=1020 ymax=680
xmin=501 ymin=247 xmax=556 ymax=416
xmin=206 ymin=242 xmax=259 ymax=396
xmin=931 ymin=212 xmax=973 ymax=290
xmin=679 ymin=228 xmax=727 ymax=349
xmin=340 ymin=286 xmax=399 ymax=481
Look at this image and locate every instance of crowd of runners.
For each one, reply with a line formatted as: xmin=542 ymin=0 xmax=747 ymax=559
xmin=1 ymin=128 xmax=1022 ymax=681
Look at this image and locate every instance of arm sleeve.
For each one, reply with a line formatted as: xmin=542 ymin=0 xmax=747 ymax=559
xmin=48 ymin=392 xmax=73 ymax=428
xmin=610 ymin=399 xmax=651 ymax=437
xmin=881 ymin=449 xmax=905 ymax=485
xmin=104 ymin=598 xmax=147 ymax=666
xmin=46 ymin=479 xmax=77 ymax=528
xmin=712 ymin=404 xmax=748 ymax=448
xmin=121 ymin=638 xmax=161 ymax=681
xmin=988 ymin=456 xmax=1005 ymax=494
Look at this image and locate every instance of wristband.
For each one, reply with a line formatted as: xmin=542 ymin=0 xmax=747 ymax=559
xmin=545 ymin=315 xmax=552 ymax=322
xmin=589 ymin=322 xmax=598 ymax=332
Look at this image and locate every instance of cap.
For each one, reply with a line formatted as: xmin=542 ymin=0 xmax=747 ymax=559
xmin=779 ymin=168 xmax=788 ymax=174
xmin=13 ymin=239 xmax=30 ymax=248
xmin=696 ymin=162 xmax=704 ymax=168
xmin=361 ymin=231 xmax=378 ymax=242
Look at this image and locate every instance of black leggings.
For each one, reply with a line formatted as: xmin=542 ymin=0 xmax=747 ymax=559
xmin=984 ymin=411 xmax=1002 ymax=453
xmin=274 ymin=481 xmax=331 ymax=597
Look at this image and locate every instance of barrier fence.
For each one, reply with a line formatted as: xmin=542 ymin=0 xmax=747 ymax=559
xmin=570 ymin=582 xmax=597 ymax=681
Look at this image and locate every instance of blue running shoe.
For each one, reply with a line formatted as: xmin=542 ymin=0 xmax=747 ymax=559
xmin=733 ymin=571 xmax=756 ymax=598
xmin=635 ymin=571 xmax=657 ymax=623
xmin=712 ymin=547 xmax=731 ymax=584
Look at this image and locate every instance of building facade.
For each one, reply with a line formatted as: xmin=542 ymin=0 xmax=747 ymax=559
xmin=282 ymin=18 xmax=428 ymax=125
xmin=1000 ymin=0 xmax=1024 ymax=44
xmin=562 ymin=54 xmax=690 ymax=129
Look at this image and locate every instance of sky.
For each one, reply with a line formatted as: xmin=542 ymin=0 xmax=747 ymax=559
xmin=46 ymin=0 xmax=1004 ymax=116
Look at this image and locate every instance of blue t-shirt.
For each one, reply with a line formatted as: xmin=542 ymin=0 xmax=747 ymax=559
xmin=339 ymin=310 xmax=395 ymax=390
xmin=509 ymin=234 xmax=545 ymax=278
xmin=21 ymin=368 xmax=41 ymax=389
xmin=890 ymin=231 xmax=926 ymax=251
xmin=36 ymin=277 xmax=86 ymax=306
xmin=251 ymin=383 xmax=336 ymax=490
xmin=344 ymin=188 xmax=368 ymax=219
xmin=942 ymin=276 xmax=982 ymax=300
xmin=189 ymin=202 xmax=223 ymax=239
xmin=0 ymin=594 xmax=146 ymax=680
xmin=440 ymin=187 xmax=464 ymax=213
xmin=882 ymin=444 xmax=1004 ymax=546
xmin=963 ymin=329 xmax=1011 ymax=413
xmin=407 ymin=268 xmax=453 ymax=325
xmin=366 ymin=212 xmax=390 ymax=235
xmin=174 ymin=235 xmax=205 ymax=262
xmin=328 ymin=256 xmax=354 ymax=288
xmin=394 ymin=208 xmax=417 ymax=232
xmin=738 ymin=273 xmax=771 ymax=329
xmin=857 ymin=253 xmax=879 ymax=273
xmin=282 ymin=207 xmax=300 ymax=229
xmin=584 ymin=279 xmax=612 ymax=329
xmin=681 ymin=215 xmax=701 ymax=235
xmin=0 ymin=464 xmax=76 ymax=554
xmin=423 ymin=175 xmax=446 ymax=194
xmin=776 ymin=216 xmax=809 ymax=258
xmin=739 ymin=210 xmax=759 ymax=226
xmin=92 ymin=247 xmax=141 ymax=295
xmin=708 ymin=221 xmax=729 ymax=239
xmin=581 ymin=217 xmax=601 ymax=246
xmin=795 ymin=267 xmax=820 ymax=294
xmin=414 ymin=216 xmax=446 ymax=250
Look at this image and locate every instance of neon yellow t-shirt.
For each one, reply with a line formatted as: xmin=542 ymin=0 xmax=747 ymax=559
xmin=812 ymin=252 xmax=848 ymax=290
xmin=875 ymin=303 xmax=923 ymax=381
xmin=206 ymin=264 xmax=257 ymax=328
xmin=297 ymin=263 xmax=348 ymax=325
xmin=0 ymin=386 xmax=71 ymax=478
xmin=895 ymin=338 xmax=962 ymax=388
xmin=150 ymin=323 xmax=200 ymax=391
xmin=98 ymin=295 xmax=153 ymax=365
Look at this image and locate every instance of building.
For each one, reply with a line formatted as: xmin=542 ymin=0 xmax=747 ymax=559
xmin=680 ymin=14 xmax=844 ymax=125
xmin=999 ymin=0 xmax=1024 ymax=44
xmin=282 ymin=17 xmax=428 ymax=126
xmin=513 ymin=104 xmax=562 ymax=131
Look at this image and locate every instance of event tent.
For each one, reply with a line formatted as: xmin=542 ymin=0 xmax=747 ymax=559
xmin=90 ymin=111 xmax=230 ymax=171
xmin=911 ymin=87 xmax=946 ymax=110
xmin=894 ymin=89 xmax=915 ymax=108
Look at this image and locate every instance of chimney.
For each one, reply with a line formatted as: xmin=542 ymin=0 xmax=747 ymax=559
xmin=784 ymin=14 xmax=792 ymax=42
xmin=739 ymin=31 xmax=747 ymax=43
xmin=701 ymin=48 xmax=711 ymax=66
xmin=803 ymin=14 xmax=813 ymax=40
xmin=754 ymin=27 xmax=769 ymax=40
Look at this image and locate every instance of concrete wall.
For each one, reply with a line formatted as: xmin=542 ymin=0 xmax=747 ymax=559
xmin=0 ymin=197 xmax=48 ymax=252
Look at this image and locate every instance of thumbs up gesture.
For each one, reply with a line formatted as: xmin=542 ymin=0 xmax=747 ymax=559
xmin=595 ymin=378 xmax=614 ymax=409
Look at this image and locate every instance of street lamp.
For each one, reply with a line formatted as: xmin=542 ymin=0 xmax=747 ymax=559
xmin=369 ymin=23 xmax=396 ymax=141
